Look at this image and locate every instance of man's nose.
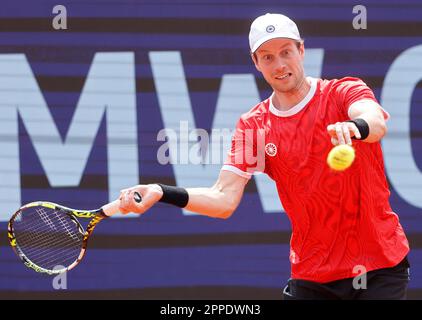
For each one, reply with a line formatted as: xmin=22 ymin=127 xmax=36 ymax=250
xmin=273 ymin=56 xmax=287 ymax=71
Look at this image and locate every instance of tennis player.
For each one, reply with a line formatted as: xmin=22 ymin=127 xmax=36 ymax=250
xmin=119 ymin=13 xmax=410 ymax=300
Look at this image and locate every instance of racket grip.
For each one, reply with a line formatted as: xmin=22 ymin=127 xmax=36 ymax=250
xmin=102 ymin=200 xmax=121 ymax=217
xmin=102 ymin=192 xmax=142 ymax=217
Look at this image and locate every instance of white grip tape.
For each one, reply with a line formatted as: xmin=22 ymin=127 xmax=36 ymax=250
xmin=102 ymin=200 xmax=121 ymax=217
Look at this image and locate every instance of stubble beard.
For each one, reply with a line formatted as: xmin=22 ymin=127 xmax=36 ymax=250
xmin=273 ymin=73 xmax=304 ymax=94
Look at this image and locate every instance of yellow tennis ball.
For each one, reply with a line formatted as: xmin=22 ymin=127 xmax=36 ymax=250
xmin=327 ymin=144 xmax=355 ymax=171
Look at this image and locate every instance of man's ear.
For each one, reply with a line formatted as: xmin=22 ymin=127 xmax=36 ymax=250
xmin=299 ymin=42 xmax=305 ymax=61
xmin=251 ymin=53 xmax=261 ymax=72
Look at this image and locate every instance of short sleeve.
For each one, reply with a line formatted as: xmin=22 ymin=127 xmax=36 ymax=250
xmin=221 ymin=116 xmax=265 ymax=179
xmin=333 ymin=77 xmax=390 ymax=120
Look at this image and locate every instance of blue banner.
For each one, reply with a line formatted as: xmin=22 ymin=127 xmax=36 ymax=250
xmin=0 ymin=0 xmax=421 ymax=299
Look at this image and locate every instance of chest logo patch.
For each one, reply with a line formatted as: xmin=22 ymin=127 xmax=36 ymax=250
xmin=265 ymin=143 xmax=277 ymax=157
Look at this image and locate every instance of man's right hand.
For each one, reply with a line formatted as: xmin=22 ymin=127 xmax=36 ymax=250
xmin=118 ymin=184 xmax=163 ymax=215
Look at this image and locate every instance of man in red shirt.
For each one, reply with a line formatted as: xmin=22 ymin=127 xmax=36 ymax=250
xmin=119 ymin=13 xmax=410 ymax=299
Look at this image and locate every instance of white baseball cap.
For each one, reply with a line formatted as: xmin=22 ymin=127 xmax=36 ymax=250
xmin=249 ymin=13 xmax=301 ymax=53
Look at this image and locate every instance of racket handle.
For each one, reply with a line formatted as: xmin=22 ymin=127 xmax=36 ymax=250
xmin=102 ymin=200 xmax=120 ymax=217
xmin=102 ymin=192 xmax=143 ymax=217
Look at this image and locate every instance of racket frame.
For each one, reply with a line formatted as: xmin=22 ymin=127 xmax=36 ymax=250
xmin=8 ymin=201 xmax=107 ymax=275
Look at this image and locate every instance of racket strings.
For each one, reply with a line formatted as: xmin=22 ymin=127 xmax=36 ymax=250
xmin=15 ymin=214 xmax=83 ymax=269
xmin=15 ymin=210 xmax=80 ymax=252
xmin=21 ymin=233 xmax=82 ymax=265
xmin=12 ymin=206 xmax=84 ymax=271
xmin=15 ymin=209 xmax=76 ymax=244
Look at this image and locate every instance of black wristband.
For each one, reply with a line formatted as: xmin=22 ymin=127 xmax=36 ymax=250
xmin=157 ymin=184 xmax=189 ymax=208
xmin=346 ymin=118 xmax=370 ymax=140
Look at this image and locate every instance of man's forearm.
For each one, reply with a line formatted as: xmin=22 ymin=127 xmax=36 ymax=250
xmin=153 ymin=171 xmax=247 ymax=219
xmin=184 ymin=186 xmax=238 ymax=219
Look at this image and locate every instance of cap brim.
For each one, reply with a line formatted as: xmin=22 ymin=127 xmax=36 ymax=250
xmin=251 ymin=33 xmax=300 ymax=53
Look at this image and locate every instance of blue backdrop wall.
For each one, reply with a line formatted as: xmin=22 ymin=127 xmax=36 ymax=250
xmin=1 ymin=0 xmax=422 ymax=299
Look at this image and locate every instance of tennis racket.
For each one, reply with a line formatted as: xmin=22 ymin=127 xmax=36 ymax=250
xmin=7 ymin=193 xmax=142 ymax=275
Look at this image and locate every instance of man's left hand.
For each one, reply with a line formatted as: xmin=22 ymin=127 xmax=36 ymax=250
xmin=327 ymin=121 xmax=361 ymax=145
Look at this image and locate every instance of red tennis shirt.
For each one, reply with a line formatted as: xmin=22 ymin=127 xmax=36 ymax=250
xmin=222 ymin=77 xmax=409 ymax=283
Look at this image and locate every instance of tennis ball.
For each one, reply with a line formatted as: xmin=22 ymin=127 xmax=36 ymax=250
xmin=327 ymin=144 xmax=355 ymax=171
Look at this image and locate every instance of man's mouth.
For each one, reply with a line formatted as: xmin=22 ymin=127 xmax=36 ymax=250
xmin=275 ymin=73 xmax=292 ymax=80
